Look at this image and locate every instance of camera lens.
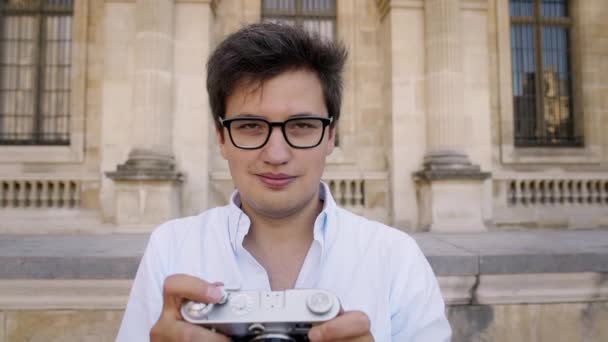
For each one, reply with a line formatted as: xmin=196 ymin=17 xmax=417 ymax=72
xmin=249 ymin=333 xmax=297 ymax=342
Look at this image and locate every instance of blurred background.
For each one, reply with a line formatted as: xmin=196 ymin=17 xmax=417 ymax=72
xmin=0 ymin=0 xmax=606 ymax=341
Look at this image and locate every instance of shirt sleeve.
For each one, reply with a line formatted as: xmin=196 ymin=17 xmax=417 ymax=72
xmin=116 ymin=227 xmax=169 ymax=342
xmin=390 ymin=236 xmax=452 ymax=342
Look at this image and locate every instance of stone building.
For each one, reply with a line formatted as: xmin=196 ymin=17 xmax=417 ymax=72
xmin=0 ymin=0 xmax=607 ymax=341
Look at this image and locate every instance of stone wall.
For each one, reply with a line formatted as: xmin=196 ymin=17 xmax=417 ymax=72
xmin=1 ymin=310 xmax=123 ymax=342
xmin=449 ymin=302 xmax=608 ymax=342
xmin=0 ymin=303 xmax=607 ymax=341
xmin=1 ymin=231 xmax=607 ymax=341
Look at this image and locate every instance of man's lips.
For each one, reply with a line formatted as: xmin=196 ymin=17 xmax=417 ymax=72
xmin=256 ymin=173 xmax=296 ymax=188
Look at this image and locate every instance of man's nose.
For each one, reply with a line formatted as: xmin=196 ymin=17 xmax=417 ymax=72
xmin=261 ymin=126 xmax=291 ymax=164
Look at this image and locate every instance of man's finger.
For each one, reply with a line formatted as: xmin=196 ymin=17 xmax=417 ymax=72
xmin=162 ymin=274 xmax=224 ymax=310
xmin=151 ymin=319 xmax=231 ymax=342
xmin=308 ymin=310 xmax=371 ymax=341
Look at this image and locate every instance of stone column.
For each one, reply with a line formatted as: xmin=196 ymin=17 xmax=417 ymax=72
xmin=375 ymin=0 xmax=428 ymax=230
xmin=106 ymin=0 xmax=182 ymax=228
xmin=414 ymin=0 xmax=490 ymax=232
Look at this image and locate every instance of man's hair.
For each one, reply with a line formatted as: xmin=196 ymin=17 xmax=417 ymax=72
xmin=206 ymin=22 xmax=348 ymax=130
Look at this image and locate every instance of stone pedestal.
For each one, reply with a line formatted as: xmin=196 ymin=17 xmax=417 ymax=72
xmin=106 ymin=149 xmax=182 ymax=227
xmin=415 ymin=150 xmax=489 ymax=232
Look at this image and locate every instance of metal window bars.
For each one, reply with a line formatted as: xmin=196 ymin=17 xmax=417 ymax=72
xmin=509 ymin=0 xmax=581 ymax=147
xmin=261 ymin=0 xmax=336 ymax=42
xmin=0 ymin=0 xmax=73 ymax=145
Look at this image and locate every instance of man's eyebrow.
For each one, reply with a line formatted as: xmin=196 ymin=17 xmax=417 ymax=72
xmin=231 ymin=113 xmax=264 ymax=119
xmin=231 ymin=112 xmax=324 ymax=119
xmin=287 ymin=112 xmax=322 ymax=118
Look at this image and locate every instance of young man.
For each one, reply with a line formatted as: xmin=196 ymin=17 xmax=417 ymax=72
xmin=117 ymin=23 xmax=451 ymax=341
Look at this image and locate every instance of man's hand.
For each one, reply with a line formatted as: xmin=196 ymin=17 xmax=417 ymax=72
xmin=150 ymin=274 xmax=231 ymax=342
xmin=307 ymin=310 xmax=374 ymax=342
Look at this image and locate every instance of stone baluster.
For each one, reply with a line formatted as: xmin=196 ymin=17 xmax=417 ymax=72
xmin=529 ymin=180 xmax=537 ymax=205
xmin=539 ymin=180 xmax=546 ymax=205
xmin=336 ymin=181 xmax=345 ymax=206
xmin=61 ymin=181 xmax=70 ymax=208
xmin=344 ymin=181 xmax=354 ymax=207
xmin=521 ymin=182 xmax=529 ymax=206
xmin=17 ymin=181 xmax=26 ymax=208
xmin=73 ymin=181 xmax=81 ymax=208
xmin=576 ymin=180 xmax=589 ymax=205
xmin=6 ymin=182 xmax=14 ymax=208
xmin=565 ymin=181 xmax=573 ymax=204
xmin=587 ymin=181 xmax=594 ymax=205
xmin=354 ymin=180 xmax=364 ymax=208
xmin=548 ymin=181 xmax=555 ymax=205
xmin=40 ymin=181 xmax=49 ymax=208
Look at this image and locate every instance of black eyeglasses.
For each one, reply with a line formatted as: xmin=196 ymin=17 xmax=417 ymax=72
xmin=219 ymin=116 xmax=333 ymax=150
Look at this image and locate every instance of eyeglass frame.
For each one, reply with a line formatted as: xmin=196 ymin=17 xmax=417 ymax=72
xmin=218 ymin=115 xmax=334 ymax=150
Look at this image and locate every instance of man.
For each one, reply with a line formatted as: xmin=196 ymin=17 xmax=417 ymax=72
xmin=117 ymin=23 xmax=451 ymax=341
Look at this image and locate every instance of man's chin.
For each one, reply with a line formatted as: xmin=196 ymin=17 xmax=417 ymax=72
xmin=248 ymin=199 xmax=303 ymax=219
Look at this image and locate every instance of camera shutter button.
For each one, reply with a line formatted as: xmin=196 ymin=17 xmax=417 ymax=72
xmin=306 ymin=291 xmax=333 ymax=315
xmin=185 ymin=302 xmax=214 ymax=318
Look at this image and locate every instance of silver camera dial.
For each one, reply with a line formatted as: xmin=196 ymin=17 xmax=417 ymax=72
xmin=181 ymin=287 xmax=229 ymax=319
xmin=306 ymin=291 xmax=334 ymax=315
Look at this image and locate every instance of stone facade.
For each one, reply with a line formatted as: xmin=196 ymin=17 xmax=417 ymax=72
xmin=3 ymin=310 xmax=122 ymax=342
xmin=0 ymin=0 xmax=606 ymax=232
xmin=448 ymin=302 xmax=608 ymax=342
xmin=0 ymin=0 xmax=607 ymax=338
xmin=0 ymin=303 xmax=607 ymax=342
xmin=0 ymin=273 xmax=606 ymax=341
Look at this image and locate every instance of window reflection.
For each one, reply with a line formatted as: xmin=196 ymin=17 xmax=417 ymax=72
xmin=510 ymin=0 xmax=578 ymax=147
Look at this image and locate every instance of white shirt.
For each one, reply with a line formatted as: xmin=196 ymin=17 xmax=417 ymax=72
xmin=117 ymin=183 xmax=451 ymax=341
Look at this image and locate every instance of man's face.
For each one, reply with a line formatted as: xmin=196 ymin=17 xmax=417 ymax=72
xmin=218 ymin=69 xmax=335 ymax=219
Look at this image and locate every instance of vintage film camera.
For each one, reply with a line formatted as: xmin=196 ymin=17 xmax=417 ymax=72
xmin=181 ymin=288 xmax=341 ymax=341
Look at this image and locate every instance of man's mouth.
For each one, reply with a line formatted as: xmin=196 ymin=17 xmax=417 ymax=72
xmin=256 ymin=173 xmax=297 ymax=188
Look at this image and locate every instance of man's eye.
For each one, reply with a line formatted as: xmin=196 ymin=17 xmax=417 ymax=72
xmin=290 ymin=121 xmax=319 ymax=130
xmin=235 ymin=122 xmax=262 ymax=130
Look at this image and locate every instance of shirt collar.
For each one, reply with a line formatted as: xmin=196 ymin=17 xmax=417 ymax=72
xmin=226 ymin=181 xmax=337 ymax=253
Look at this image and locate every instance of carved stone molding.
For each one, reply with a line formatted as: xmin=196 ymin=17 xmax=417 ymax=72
xmin=375 ymin=0 xmax=424 ymax=20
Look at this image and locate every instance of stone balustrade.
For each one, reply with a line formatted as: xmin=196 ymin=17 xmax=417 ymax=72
xmin=327 ymin=178 xmax=365 ymax=208
xmin=0 ymin=179 xmax=80 ymax=209
xmin=506 ymin=178 xmax=608 ymax=207
xmin=494 ymin=177 xmax=608 ymax=228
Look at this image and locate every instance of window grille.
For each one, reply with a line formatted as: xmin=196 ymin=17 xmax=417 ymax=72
xmin=510 ymin=0 xmax=580 ymax=147
xmin=0 ymin=0 xmax=73 ymax=145
xmin=262 ymin=0 xmax=336 ymax=42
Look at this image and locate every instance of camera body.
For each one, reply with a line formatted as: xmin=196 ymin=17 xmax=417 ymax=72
xmin=181 ymin=288 xmax=340 ymax=341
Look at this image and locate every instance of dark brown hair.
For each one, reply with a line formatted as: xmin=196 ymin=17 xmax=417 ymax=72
xmin=206 ymin=22 xmax=347 ymax=130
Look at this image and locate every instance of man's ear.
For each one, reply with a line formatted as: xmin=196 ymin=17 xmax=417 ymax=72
xmin=216 ymin=127 xmax=228 ymax=160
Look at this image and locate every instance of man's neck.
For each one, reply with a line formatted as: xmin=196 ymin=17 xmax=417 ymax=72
xmin=242 ymin=197 xmax=323 ymax=249
xmin=240 ymin=193 xmax=324 ymax=290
